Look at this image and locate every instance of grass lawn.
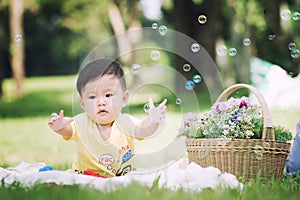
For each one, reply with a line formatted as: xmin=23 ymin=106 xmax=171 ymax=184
xmin=0 ymin=175 xmax=300 ymax=200
xmin=0 ymin=75 xmax=300 ymax=199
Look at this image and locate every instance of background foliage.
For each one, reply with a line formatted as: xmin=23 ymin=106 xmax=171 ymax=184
xmin=0 ymin=0 xmax=299 ymax=78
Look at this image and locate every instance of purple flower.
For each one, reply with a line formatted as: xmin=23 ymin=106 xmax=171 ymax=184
xmin=184 ymin=121 xmax=190 ymax=128
xmin=239 ymin=100 xmax=248 ymax=108
xmin=228 ymin=97 xmax=240 ymax=107
xmin=199 ymin=116 xmax=205 ymax=124
xmin=181 ymin=95 xmax=264 ymax=140
xmin=183 ymin=112 xmax=197 ymax=128
xmin=184 ymin=112 xmax=197 ymax=121
xmin=214 ymin=102 xmax=230 ymax=113
xmin=230 ymin=116 xmax=238 ymax=123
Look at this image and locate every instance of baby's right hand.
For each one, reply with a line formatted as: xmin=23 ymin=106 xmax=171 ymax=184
xmin=48 ymin=110 xmax=74 ymax=132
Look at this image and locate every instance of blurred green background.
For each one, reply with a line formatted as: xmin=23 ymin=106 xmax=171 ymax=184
xmin=0 ymin=0 xmax=299 ymax=85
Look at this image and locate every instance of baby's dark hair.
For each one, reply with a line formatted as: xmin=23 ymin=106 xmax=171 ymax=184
xmin=76 ymin=59 xmax=126 ymax=96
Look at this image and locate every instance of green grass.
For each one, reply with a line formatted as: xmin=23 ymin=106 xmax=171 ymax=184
xmin=0 ymin=117 xmax=76 ymax=167
xmin=0 ymin=76 xmax=76 ymax=118
xmin=1 ymin=176 xmax=300 ymax=200
xmin=1 ymin=75 xmax=300 ymax=199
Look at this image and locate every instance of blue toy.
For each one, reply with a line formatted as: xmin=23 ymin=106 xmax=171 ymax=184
xmin=39 ymin=166 xmax=53 ymax=172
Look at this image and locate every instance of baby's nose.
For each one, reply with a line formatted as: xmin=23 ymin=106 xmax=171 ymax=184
xmin=97 ymin=97 xmax=106 ymax=105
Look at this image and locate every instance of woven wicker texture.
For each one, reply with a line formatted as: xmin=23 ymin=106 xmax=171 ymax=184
xmin=185 ymin=83 xmax=291 ymax=180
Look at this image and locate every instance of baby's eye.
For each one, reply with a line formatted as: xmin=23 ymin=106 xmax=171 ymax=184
xmin=88 ymin=95 xmax=97 ymax=99
xmin=105 ymin=93 xmax=113 ymax=98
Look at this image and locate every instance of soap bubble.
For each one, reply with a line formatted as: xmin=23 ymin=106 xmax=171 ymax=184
xmin=192 ymin=74 xmax=202 ymax=84
xmin=152 ymin=23 xmax=158 ymax=29
xmin=198 ymin=15 xmax=207 ymax=24
xmin=158 ymin=25 xmax=168 ymax=36
xmin=185 ymin=80 xmax=195 ymax=90
xmin=143 ymin=103 xmax=150 ymax=113
xmin=14 ymin=34 xmax=23 ymax=42
xmin=243 ymin=38 xmax=251 ymax=46
xmin=130 ymin=64 xmax=141 ymax=75
xmin=151 ymin=50 xmax=160 ymax=60
xmin=288 ymin=42 xmax=296 ymax=50
xmin=228 ymin=47 xmax=237 ymax=56
xmin=291 ymin=49 xmax=300 ymax=58
xmin=281 ymin=9 xmax=291 ymax=20
xmin=51 ymin=112 xmax=58 ymax=118
xmin=216 ymin=45 xmax=227 ymax=56
xmin=292 ymin=11 xmax=300 ymax=21
xmin=191 ymin=43 xmax=200 ymax=53
xmin=268 ymin=34 xmax=276 ymax=41
xmin=183 ymin=64 xmax=191 ymax=72
xmin=253 ymin=145 xmax=263 ymax=155
xmin=175 ymin=98 xmax=182 ymax=105
xmin=218 ymin=135 xmax=228 ymax=146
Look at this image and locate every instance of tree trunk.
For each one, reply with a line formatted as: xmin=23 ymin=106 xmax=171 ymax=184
xmin=108 ymin=1 xmax=142 ymax=65
xmin=0 ymin=28 xmax=5 ymax=99
xmin=108 ymin=1 xmax=142 ymax=87
xmin=9 ymin=0 xmax=25 ymax=98
xmin=173 ymin=0 xmax=223 ymax=96
xmin=227 ymin=0 xmax=251 ymax=84
xmin=194 ymin=0 xmax=222 ymax=60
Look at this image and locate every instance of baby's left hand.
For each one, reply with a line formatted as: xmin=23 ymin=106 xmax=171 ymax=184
xmin=148 ymin=98 xmax=167 ymax=124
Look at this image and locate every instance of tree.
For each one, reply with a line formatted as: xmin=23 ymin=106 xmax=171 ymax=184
xmin=0 ymin=1 xmax=10 ymax=100
xmin=9 ymin=0 xmax=25 ymax=98
xmin=108 ymin=0 xmax=142 ymax=65
xmin=173 ymin=0 xmax=221 ymax=61
xmin=172 ymin=0 xmax=223 ymax=96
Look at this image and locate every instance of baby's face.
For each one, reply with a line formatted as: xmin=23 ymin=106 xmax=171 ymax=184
xmin=80 ymin=74 xmax=128 ymax=126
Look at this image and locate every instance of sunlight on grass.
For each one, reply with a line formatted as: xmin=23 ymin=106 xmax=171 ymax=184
xmin=270 ymin=109 xmax=300 ymax=137
xmin=0 ymin=117 xmax=76 ymax=168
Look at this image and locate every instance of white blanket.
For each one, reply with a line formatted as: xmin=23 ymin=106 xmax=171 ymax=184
xmin=0 ymin=158 xmax=243 ymax=192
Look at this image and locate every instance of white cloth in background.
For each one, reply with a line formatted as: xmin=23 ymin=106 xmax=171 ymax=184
xmin=0 ymin=158 xmax=243 ymax=192
xmin=250 ymin=57 xmax=300 ymax=109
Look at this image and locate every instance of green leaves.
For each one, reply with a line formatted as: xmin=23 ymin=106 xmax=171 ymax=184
xmin=274 ymin=125 xmax=293 ymax=142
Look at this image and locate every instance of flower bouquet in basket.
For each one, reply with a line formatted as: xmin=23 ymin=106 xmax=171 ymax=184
xmin=182 ymin=84 xmax=292 ymax=180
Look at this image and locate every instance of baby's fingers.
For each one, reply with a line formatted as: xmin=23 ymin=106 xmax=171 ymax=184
xmin=148 ymin=98 xmax=155 ymax=109
xmin=58 ymin=110 xmax=64 ymax=119
xmin=159 ymin=99 xmax=167 ymax=108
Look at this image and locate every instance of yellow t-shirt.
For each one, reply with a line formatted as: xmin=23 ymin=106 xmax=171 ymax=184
xmin=64 ymin=113 xmax=141 ymax=177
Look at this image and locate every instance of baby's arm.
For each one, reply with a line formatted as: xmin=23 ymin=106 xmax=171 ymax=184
xmin=134 ymin=98 xmax=167 ymax=138
xmin=48 ymin=110 xmax=74 ymax=138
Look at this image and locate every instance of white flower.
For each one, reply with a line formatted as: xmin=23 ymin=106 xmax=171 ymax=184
xmin=223 ymin=125 xmax=230 ymax=129
xmin=223 ymin=129 xmax=229 ymax=135
xmin=246 ymin=130 xmax=254 ymax=138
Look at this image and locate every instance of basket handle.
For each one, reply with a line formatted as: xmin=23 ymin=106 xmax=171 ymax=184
xmin=216 ymin=83 xmax=274 ymax=141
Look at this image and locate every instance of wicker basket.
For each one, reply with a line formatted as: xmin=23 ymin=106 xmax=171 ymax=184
xmin=185 ymin=83 xmax=291 ymax=180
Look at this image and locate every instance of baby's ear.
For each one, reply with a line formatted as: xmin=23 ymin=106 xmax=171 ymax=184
xmin=122 ymin=90 xmax=129 ymax=107
xmin=79 ymin=97 xmax=85 ymax=110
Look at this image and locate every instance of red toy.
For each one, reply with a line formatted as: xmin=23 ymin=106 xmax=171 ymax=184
xmin=83 ymin=170 xmax=108 ymax=178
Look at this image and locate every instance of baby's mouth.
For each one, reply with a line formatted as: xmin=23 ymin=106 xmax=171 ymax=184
xmin=98 ymin=109 xmax=108 ymax=114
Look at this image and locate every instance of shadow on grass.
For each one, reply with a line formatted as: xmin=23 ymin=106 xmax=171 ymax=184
xmin=0 ymin=88 xmax=214 ymax=118
xmin=0 ymin=91 xmax=73 ymax=118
